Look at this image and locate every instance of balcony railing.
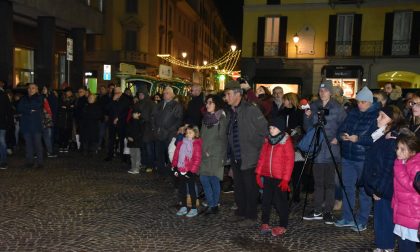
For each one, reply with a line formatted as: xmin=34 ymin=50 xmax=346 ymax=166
xmin=252 ymin=42 xmax=288 ymax=57
xmin=325 ymin=40 xmax=420 ymax=57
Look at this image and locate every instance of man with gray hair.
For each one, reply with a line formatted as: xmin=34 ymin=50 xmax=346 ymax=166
xmin=153 ymin=86 xmax=183 ymax=176
xmin=224 ymin=80 xmax=268 ymax=227
xmin=185 ymin=84 xmax=204 ymax=128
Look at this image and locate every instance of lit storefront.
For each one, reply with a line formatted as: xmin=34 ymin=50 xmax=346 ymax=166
xmin=322 ymin=65 xmax=363 ymax=98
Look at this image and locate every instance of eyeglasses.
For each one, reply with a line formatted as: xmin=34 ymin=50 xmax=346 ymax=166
xmin=409 ymin=101 xmax=420 ymax=107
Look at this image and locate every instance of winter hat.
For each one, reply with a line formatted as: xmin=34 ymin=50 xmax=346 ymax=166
xmin=380 ymin=106 xmax=393 ymax=119
xmin=356 ymin=86 xmax=373 ymax=103
xmin=268 ymin=116 xmax=286 ymax=131
xmin=224 ymin=80 xmax=241 ymax=91
xmin=319 ymin=80 xmax=333 ymax=94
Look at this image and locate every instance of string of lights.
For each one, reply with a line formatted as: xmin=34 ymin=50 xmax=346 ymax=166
xmin=157 ymin=49 xmax=241 ymax=75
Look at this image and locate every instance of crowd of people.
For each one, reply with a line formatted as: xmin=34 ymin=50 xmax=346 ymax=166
xmin=0 ymin=78 xmax=420 ymax=251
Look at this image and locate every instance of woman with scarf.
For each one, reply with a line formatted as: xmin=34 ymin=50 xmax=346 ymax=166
xmin=362 ymin=105 xmax=406 ymax=252
xmin=199 ymin=94 xmax=228 ymax=215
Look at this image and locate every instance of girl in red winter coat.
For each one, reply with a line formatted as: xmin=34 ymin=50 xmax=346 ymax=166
xmin=256 ymin=116 xmax=294 ymax=236
xmin=392 ymin=132 xmax=420 ymax=252
xmin=172 ymin=125 xmax=202 ymax=218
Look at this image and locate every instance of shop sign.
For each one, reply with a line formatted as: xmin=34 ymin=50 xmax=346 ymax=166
xmin=66 ymin=38 xmax=73 ymax=61
xmin=103 ymin=65 xmax=111 ymax=80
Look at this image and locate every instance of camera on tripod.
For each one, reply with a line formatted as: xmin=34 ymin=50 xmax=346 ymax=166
xmin=317 ymin=107 xmax=329 ymax=124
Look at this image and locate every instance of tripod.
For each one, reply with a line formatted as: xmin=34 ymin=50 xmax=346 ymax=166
xmin=293 ymin=118 xmax=362 ymax=234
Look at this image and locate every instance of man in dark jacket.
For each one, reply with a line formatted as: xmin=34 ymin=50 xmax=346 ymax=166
xmin=74 ymin=87 xmax=88 ymax=150
xmin=303 ymin=80 xmax=347 ymax=223
xmin=335 ymin=86 xmax=379 ymax=232
xmin=105 ymin=86 xmax=131 ymax=161
xmin=0 ymin=80 xmax=13 ymax=169
xmin=133 ymin=86 xmax=156 ymax=172
xmin=97 ymin=85 xmax=111 ymax=149
xmin=153 ymin=86 xmax=183 ymax=176
xmin=17 ymin=83 xmax=44 ymax=168
xmin=185 ymin=84 xmax=204 ymax=128
xmin=225 ymin=80 xmax=268 ymax=227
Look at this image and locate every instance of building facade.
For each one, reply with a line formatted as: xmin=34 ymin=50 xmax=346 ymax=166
xmin=242 ymin=0 xmax=420 ymax=97
xmin=0 ymin=0 xmax=103 ymax=89
xmin=85 ymin=0 xmax=234 ymax=90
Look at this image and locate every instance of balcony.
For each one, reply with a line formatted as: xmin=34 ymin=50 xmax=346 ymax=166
xmin=325 ymin=40 xmax=420 ymax=57
xmin=252 ymin=42 xmax=288 ymax=57
xmin=85 ymin=50 xmax=149 ymax=65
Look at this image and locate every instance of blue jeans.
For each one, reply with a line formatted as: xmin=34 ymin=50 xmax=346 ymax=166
xmin=341 ymin=158 xmax=372 ymax=225
xmin=42 ymin=127 xmax=53 ymax=154
xmin=374 ymin=198 xmax=395 ymax=249
xmin=141 ymin=142 xmax=155 ymax=168
xmin=200 ymin=175 xmax=221 ymax=208
xmin=0 ymin=129 xmax=6 ymax=164
xmin=23 ymin=133 xmax=43 ymax=165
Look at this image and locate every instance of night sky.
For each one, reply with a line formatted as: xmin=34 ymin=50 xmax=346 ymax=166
xmin=214 ymin=0 xmax=244 ymax=46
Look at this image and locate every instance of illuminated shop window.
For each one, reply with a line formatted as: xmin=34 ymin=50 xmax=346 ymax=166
xmin=14 ymin=47 xmax=34 ymax=87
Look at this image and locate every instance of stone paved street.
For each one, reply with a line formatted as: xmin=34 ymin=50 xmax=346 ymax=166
xmin=0 ymin=151 xmax=376 ymax=252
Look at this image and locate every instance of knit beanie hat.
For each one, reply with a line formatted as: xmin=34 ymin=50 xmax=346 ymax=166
xmin=319 ymin=80 xmax=333 ymax=94
xmin=268 ymin=116 xmax=286 ymax=131
xmin=356 ymin=86 xmax=373 ymax=103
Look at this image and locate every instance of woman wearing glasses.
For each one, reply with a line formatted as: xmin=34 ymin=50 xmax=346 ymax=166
xmin=408 ymin=94 xmax=420 ymax=140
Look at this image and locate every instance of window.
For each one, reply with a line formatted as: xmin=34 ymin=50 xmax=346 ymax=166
xmin=54 ymin=53 xmax=66 ymax=89
xmin=392 ymin=11 xmax=413 ymax=55
xmin=336 ymin=14 xmax=354 ymax=56
xmin=126 ymin=0 xmax=137 ymax=13
xmin=13 ymin=47 xmax=34 ymax=87
xmin=267 ymin=0 xmax=280 ymax=4
xmin=160 ymin=0 xmax=164 ymax=21
xmin=125 ymin=30 xmax=137 ymax=51
xmin=264 ymin=17 xmax=280 ymax=56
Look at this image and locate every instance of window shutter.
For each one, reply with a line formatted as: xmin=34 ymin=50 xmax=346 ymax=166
xmin=383 ymin=12 xmax=394 ymax=56
xmin=279 ymin=16 xmax=288 ymax=56
xmin=257 ymin=17 xmax=265 ymax=56
xmin=328 ymin=15 xmax=337 ymax=56
xmin=410 ymin=11 xmax=420 ymax=55
xmin=352 ymin=14 xmax=362 ymax=56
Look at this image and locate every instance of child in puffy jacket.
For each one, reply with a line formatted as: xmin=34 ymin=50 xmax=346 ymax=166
xmin=255 ymin=116 xmax=294 ymax=236
xmin=392 ymin=133 xmax=420 ymax=251
xmin=172 ymin=125 xmax=202 ymax=218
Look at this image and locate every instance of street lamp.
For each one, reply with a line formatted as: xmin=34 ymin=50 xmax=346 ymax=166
xmin=230 ymin=44 xmax=237 ymax=52
xmin=293 ymin=33 xmax=299 ymax=57
xmin=203 ymin=60 xmax=208 ymax=66
xmin=181 ymin=52 xmax=187 ymax=59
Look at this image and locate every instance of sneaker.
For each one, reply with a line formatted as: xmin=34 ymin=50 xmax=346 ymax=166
xmin=6 ymin=149 xmax=12 ymax=155
xmin=146 ymin=167 xmax=153 ymax=173
xmin=47 ymin=153 xmax=58 ymax=158
xmin=176 ymin=207 xmax=188 ymax=216
xmin=271 ymin=226 xmax=287 ymax=237
xmin=350 ymin=223 xmax=367 ymax=232
xmin=323 ymin=212 xmax=336 ymax=225
xmin=223 ymin=187 xmax=234 ymax=193
xmin=201 ymin=201 xmax=208 ymax=207
xmin=186 ymin=208 xmax=198 ymax=218
xmin=303 ymin=210 xmax=323 ymax=220
xmin=334 ymin=219 xmax=355 ymax=227
xmin=260 ymin=224 xmax=271 ymax=234
xmin=128 ymin=169 xmax=139 ymax=174
xmin=230 ymin=204 xmax=238 ymax=211
xmin=0 ymin=163 xmax=7 ymax=170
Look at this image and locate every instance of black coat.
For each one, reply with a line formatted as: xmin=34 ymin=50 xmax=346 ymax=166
xmin=185 ymin=93 xmax=204 ymax=128
xmin=126 ymin=118 xmax=144 ymax=148
xmin=132 ymin=97 xmax=156 ymax=143
xmin=0 ymin=89 xmax=12 ymax=130
xmin=80 ymin=103 xmax=103 ymax=143
xmin=57 ymin=97 xmax=75 ymax=130
xmin=362 ymin=135 xmax=396 ymax=200
xmin=153 ymin=100 xmax=183 ymax=141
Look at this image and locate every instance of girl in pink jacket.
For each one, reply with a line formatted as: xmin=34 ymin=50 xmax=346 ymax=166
xmin=392 ymin=133 xmax=420 ymax=252
xmin=172 ymin=125 xmax=202 ymax=218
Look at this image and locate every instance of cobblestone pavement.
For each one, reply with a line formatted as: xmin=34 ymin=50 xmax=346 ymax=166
xmin=0 ymin=151 xmax=377 ymax=252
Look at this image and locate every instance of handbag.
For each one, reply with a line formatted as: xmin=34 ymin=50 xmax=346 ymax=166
xmin=297 ymin=127 xmax=323 ymax=154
